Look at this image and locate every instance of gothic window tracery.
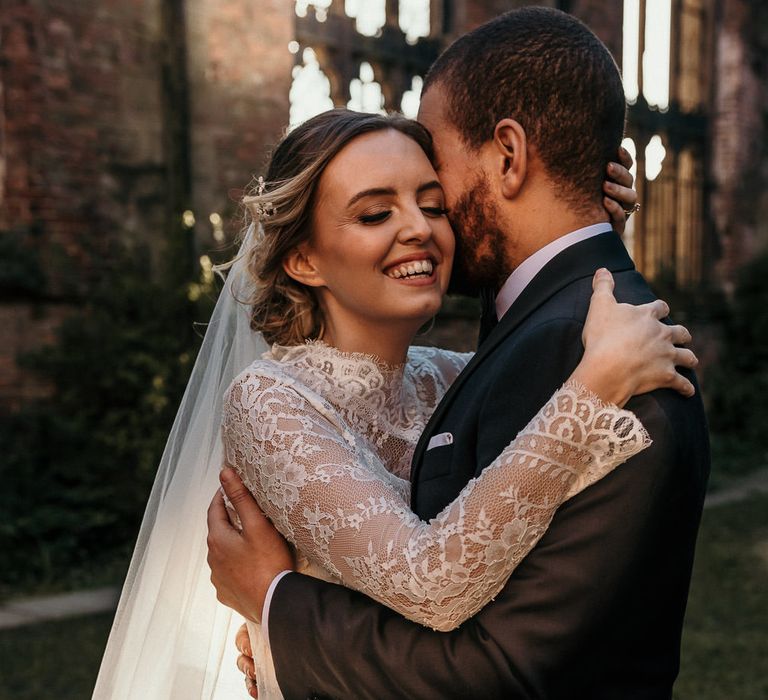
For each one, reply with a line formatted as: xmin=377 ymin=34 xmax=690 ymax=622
xmin=622 ymin=0 xmax=712 ymax=286
xmin=289 ymin=47 xmax=334 ymax=128
xmin=348 ymin=62 xmax=386 ymax=113
xmin=289 ymin=0 xmax=440 ymax=126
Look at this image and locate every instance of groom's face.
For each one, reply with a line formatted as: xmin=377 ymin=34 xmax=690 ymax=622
xmin=418 ymin=86 xmax=511 ymax=294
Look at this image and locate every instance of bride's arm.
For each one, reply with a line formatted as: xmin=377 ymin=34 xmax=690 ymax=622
xmin=222 ymin=370 xmax=645 ymax=633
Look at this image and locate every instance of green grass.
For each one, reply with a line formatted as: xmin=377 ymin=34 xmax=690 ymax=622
xmin=0 ymin=613 xmax=113 ymax=700
xmin=1 ymin=496 xmax=765 ymax=699
xmin=674 ymin=493 xmax=768 ymax=699
xmin=706 ymin=433 xmax=768 ymax=491
xmin=0 ymin=551 xmax=130 ymax=604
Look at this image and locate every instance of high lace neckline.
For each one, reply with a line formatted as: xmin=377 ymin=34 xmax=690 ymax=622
xmin=266 ymin=339 xmax=409 ymax=390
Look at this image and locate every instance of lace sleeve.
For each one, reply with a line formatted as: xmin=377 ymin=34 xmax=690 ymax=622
xmin=222 ymin=370 xmax=651 ymax=632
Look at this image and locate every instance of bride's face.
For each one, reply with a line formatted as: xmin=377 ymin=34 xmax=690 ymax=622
xmin=294 ymin=129 xmax=455 ymax=332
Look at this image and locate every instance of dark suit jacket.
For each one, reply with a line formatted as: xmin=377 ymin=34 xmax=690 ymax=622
xmin=268 ymin=232 xmax=710 ymax=700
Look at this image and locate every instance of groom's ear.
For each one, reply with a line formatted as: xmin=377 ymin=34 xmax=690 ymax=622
xmin=492 ymin=119 xmax=527 ymax=200
xmin=282 ymin=244 xmax=326 ymax=288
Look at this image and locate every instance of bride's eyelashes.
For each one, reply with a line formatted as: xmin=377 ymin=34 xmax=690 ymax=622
xmin=357 ymin=206 xmax=449 ymax=225
xmin=421 ymin=206 xmax=450 ymax=218
xmin=359 ymin=210 xmax=391 ymax=224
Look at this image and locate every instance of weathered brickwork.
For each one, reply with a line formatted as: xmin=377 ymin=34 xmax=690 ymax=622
xmin=710 ymin=0 xmax=768 ymax=292
xmin=0 ymin=0 xmax=168 ymax=293
xmin=185 ymin=0 xmax=293 ymax=243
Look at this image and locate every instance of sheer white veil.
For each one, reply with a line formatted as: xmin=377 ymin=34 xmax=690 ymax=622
xmin=93 ymin=224 xmax=269 ymax=699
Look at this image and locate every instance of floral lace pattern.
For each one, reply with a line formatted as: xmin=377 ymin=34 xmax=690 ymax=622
xmin=221 ymin=341 xmax=651 ymax=634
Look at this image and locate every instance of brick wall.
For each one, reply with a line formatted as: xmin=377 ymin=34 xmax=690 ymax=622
xmin=0 ymin=0 xmax=294 ymax=411
xmin=185 ymin=0 xmax=293 ymax=248
xmin=710 ymin=0 xmax=768 ymax=294
xmin=0 ymin=0 xmax=168 ymax=294
xmin=0 ymin=302 xmax=74 ymax=411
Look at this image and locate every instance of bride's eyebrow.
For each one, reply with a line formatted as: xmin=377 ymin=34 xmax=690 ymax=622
xmin=346 ymin=187 xmax=396 ymax=208
xmin=346 ymin=180 xmax=443 ymax=209
xmin=417 ymin=180 xmax=443 ymax=195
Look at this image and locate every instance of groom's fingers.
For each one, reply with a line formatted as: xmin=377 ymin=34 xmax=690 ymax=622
xmin=206 ymin=489 xmax=233 ymax=534
xmin=219 ymin=467 xmax=265 ymax=533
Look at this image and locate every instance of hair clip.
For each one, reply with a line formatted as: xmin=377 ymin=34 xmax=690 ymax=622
xmin=253 ymin=176 xmax=276 ymax=220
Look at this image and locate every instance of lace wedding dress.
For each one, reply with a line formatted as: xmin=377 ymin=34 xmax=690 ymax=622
xmin=221 ymin=340 xmax=651 ymax=699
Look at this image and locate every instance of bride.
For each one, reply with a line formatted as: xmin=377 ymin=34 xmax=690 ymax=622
xmin=93 ymin=109 xmax=696 ymax=699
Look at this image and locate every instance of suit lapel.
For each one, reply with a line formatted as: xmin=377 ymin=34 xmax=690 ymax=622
xmin=411 ymin=232 xmax=636 ymax=482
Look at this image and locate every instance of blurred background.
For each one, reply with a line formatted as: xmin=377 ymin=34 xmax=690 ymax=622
xmin=0 ymin=1 xmax=766 ymax=698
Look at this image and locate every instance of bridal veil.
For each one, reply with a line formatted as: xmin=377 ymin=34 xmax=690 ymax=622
xmin=93 ymin=225 xmax=268 ymax=698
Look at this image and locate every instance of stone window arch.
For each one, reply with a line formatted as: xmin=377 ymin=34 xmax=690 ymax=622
xmin=622 ymin=0 xmax=714 ymax=287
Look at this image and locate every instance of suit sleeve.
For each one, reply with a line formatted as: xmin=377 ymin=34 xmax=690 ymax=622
xmin=266 ymin=319 xmax=690 ymax=700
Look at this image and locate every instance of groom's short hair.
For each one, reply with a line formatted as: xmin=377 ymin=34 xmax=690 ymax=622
xmin=423 ymin=7 xmax=626 ymax=211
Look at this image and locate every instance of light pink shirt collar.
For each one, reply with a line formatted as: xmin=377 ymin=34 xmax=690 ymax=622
xmin=495 ymin=223 xmax=613 ymax=321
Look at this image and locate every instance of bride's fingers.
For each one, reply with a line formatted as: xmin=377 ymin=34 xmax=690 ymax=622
xmin=607 ymin=160 xmax=635 ymax=189
xmin=236 ymin=623 xmax=253 ymax=657
xmin=674 ymin=347 xmax=699 ymax=369
xmin=645 ymin=299 xmax=670 ymax=320
xmin=604 ymin=196 xmax=628 ymax=233
xmin=603 ymin=179 xmax=637 ymax=205
xmin=669 ymin=324 xmax=693 ymax=346
xmin=591 ymin=268 xmax=615 ymax=296
xmin=237 ymin=653 xmax=257 ymax=679
xmin=666 ymin=369 xmax=696 ymax=398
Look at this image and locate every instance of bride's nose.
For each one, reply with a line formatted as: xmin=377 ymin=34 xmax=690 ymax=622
xmin=396 ymin=206 xmax=432 ymax=245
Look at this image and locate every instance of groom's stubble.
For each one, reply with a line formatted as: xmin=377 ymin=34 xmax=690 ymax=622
xmin=447 ymin=172 xmax=514 ymax=297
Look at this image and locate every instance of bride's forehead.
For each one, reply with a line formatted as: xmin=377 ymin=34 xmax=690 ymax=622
xmin=322 ymin=131 xmax=434 ymax=187
xmin=334 ymin=130 xmax=428 ymax=166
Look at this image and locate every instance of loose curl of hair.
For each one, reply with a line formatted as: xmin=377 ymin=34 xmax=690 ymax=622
xmin=229 ymin=109 xmax=434 ymax=347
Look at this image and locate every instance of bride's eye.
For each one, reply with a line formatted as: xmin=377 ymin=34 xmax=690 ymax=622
xmin=420 ymin=206 xmax=449 ymax=218
xmin=359 ymin=210 xmax=391 ymax=225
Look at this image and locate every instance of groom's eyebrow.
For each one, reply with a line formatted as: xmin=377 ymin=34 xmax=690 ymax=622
xmin=346 ymin=181 xmax=444 ymax=209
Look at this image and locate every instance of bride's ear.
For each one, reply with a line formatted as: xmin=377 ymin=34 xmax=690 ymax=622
xmin=282 ymin=244 xmax=325 ymax=288
xmin=492 ymin=119 xmax=527 ymax=200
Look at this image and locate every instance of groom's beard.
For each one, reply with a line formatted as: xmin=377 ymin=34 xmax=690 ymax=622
xmin=447 ymin=174 xmax=511 ymax=297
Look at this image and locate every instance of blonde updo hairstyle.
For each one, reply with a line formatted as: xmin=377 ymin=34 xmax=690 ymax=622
xmin=238 ymin=109 xmax=434 ymax=347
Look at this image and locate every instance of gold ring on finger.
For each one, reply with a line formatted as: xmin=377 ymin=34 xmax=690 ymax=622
xmin=624 ymin=202 xmax=641 ymax=219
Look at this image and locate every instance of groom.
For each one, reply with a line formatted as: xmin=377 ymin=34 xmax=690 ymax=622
xmin=208 ymin=8 xmax=709 ymax=699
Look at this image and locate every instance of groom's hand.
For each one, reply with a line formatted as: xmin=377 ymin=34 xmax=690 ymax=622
xmin=206 ymin=468 xmax=294 ymax=623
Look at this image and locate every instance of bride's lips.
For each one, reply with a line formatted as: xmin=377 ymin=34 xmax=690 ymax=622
xmin=382 ymin=253 xmax=439 ymax=287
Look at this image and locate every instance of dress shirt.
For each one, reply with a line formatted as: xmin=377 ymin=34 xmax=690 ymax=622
xmin=261 ymin=222 xmax=614 ymax=645
xmin=495 ymin=222 xmax=613 ymax=321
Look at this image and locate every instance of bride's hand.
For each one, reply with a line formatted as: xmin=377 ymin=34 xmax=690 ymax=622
xmin=603 ymin=146 xmax=637 ymax=235
xmin=236 ymin=624 xmax=258 ymax=698
xmin=570 ymin=269 xmax=698 ymax=407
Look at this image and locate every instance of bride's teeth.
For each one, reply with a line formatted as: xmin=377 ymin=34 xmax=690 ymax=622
xmin=386 ymin=259 xmax=434 ymax=278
